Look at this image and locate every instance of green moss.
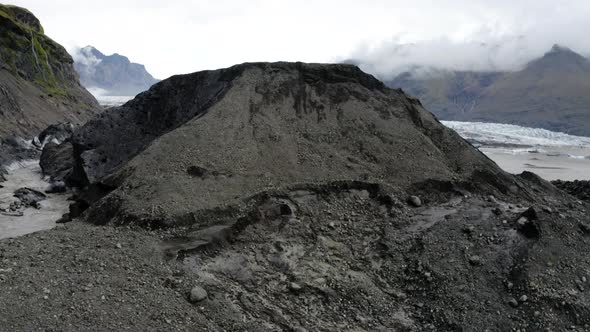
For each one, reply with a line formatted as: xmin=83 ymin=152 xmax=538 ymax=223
xmin=0 ymin=4 xmax=69 ymax=97
xmin=0 ymin=4 xmax=43 ymax=33
xmin=31 ymin=35 xmax=68 ymax=97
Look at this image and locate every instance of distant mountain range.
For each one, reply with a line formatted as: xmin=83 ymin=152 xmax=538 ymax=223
xmin=387 ymin=45 xmax=590 ymax=137
xmin=74 ymin=46 xmax=159 ymax=96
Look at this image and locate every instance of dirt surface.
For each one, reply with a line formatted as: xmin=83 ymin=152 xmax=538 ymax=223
xmin=1 ymin=182 xmax=589 ymax=331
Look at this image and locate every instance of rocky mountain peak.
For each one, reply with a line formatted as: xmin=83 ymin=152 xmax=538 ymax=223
xmin=0 ymin=4 xmax=43 ymax=33
xmin=80 ymin=45 xmax=105 ymax=59
xmin=526 ymin=44 xmax=589 ymax=71
xmin=549 ymin=44 xmax=575 ymax=54
xmin=73 ymin=45 xmax=159 ymax=96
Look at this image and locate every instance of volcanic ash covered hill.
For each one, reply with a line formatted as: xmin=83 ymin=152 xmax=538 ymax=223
xmin=63 ymin=62 xmax=521 ymax=224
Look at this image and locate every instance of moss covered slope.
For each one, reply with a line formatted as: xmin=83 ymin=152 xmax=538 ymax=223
xmin=0 ymin=3 xmax=100 ymax=142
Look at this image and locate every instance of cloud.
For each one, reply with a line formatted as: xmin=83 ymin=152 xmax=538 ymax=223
xmin=70 ymin=46 xmax=102 ymax=76
xmin=344 ymin=1 xmax=590 ymax=79
xmin=8 ymin=0 xmax=590 ymax=79
xmin=347 ymin=36 xmax=552 ymax=79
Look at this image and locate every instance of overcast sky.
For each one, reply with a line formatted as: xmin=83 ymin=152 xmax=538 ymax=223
xmin=9 ymin=0 xmax=590 ymax=79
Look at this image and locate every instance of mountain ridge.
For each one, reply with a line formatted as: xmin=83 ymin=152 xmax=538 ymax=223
xmin=387 ymin=45 xmax=590 ymax=136
xmin=74 ymin=45 xmax=159 ymax=96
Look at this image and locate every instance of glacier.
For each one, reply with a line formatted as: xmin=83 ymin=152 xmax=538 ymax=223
xmin=442 ymin=121 xmax=590 ymax=148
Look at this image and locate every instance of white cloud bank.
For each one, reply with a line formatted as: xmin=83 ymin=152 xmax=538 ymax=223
xmin=8 ymin=0 xmax=590 ymax=79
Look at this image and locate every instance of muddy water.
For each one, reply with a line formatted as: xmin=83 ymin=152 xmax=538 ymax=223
xmin=0 ymin=160 xmax=69 ymax=240
xmin=481 ymin=146 xmax=590 ymax=181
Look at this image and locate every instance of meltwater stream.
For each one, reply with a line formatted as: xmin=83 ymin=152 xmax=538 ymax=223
xmin=0 ymin=160 xmax=69 ymax=240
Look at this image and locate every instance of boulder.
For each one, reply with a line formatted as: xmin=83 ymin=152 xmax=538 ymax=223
xmin=37 ymin=123 xmax=75 ymax=147
xmin=13 ymin=187 xmax=46 ymax=208
xmin=189 ymin=286 xmax=207 ymax=303
xmin=40 ymin=142 xmax=74 ymax=183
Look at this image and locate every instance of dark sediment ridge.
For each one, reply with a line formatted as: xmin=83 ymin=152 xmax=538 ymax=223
xmin=552 ymin=180 xmax=590 ymax=202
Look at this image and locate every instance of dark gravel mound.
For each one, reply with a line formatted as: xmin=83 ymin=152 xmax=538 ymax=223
xmin=53 ymin=62 xmax=527 ymax=226
xmin=552 ymin=180 xmax=590 ymax=202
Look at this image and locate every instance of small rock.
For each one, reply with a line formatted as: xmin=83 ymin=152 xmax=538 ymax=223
xmin=519 ymin=295 xmax=528 ymax=302
xmin=462 ymin=226 xmax=475 ymax=234
xmin=189 ymin=286 xmax=208 ymax=303
xmin=328 ymin=222 xmax=336 ymax=229
xmin=534 ymin=311 xmax=541 ymax=317
xmin=13 ymin=188 xmax=47 ymax=208
xmin=289 ymin=282 xmax=303 ymax=292
xmin=469 ymin=255 xmax=483 ymax=266
xmin=407 ymin=195 xmax=422 ymax=207
xmin=508 ymin=298 xmax=519 ymax=308
xmin=583 ymin=277 xmax=587 ymax=283
xmin=56 ymin=213 xmax=72 ymax=224
xmin=520 ymin=207 xmax=538 ymax=221
xmin=45 ymin=181 xmax=67 ymax=194
xmin=579 ymin=223 xmax=590 ymax=235
xmin=313 ymin=278 xmax=326 ymax=285
xmin=115 ymin=243 xmax=122 ymax=249
xmin=542 ymin=206 xmax=553 ymax=213
xmin=506 ymin=281 xmax=514 ymax=290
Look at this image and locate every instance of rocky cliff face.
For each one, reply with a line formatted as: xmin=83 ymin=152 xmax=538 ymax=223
xmin=388 ymin=45 xmax=590 ymax=136
xmin=0 ymin=4 xmax=100 ymax=164
xmin=74 ymin=46 xmax=159 ymax=96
